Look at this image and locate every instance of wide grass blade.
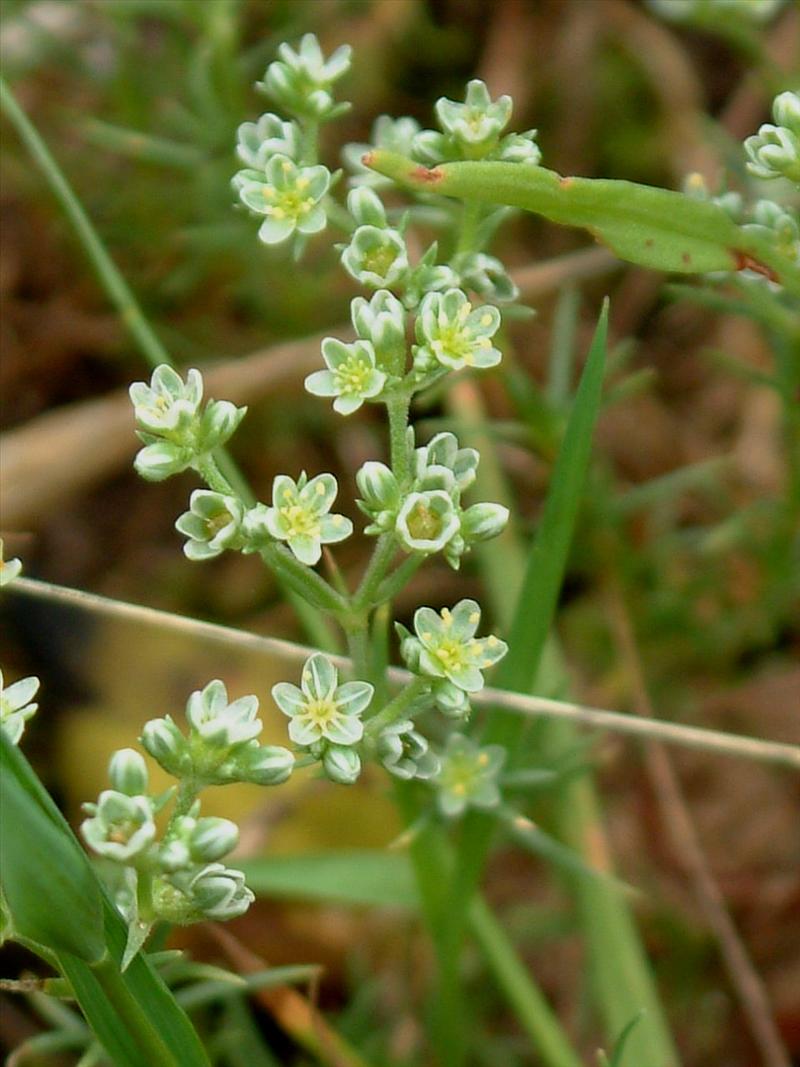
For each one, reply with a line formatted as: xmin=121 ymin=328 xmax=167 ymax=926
xmin=0 ymin=736 xmax=210 ymax=1067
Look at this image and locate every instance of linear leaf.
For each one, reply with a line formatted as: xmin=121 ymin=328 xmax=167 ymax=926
xmin=241 ymin=851 xmax=418 ymax=909
xmin=366 ymin=152 xmax=800 ymax=294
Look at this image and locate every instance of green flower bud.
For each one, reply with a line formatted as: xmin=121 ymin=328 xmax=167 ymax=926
xmin=415 ymin=432 xmax=479 ymax=492
xmin=461 ymin=502 xmax=509 ymax=543
xmin=395 ymin=622 xmax=423 ymax=673
xmin=496 ymin=129 xmax=541 ymax=165
xmin=350 ymin=290 xmax=406 ymax=359
xmin=108 ymin=748 xmax=149 ymax=796
xmin=141 ymin=716 xmax=191 ymax=778
xmin=189 ymin=817 xmax=239 ymax=863
xmin=197 ymin=399 xmax=247 ymax=452
xmin=233 ymin=742 xmax=295 ymax=786
xmin=236 ymin=113 xmax=301 ymax=168
xmin=356 ymin=461 xmax=401 ymax=534
xmin=322 ymin=744 xmax=361 ymax=785
xmin=191 ymin=864 xmax=254 ymax=920
xmin=773 ymin=91 xmax=800 ymax=136
xmin=377 ymin=720 xmax=440 ymax=780
xmin=396 ymin=490 xmax=460 ymax=554
xmin=347 ymin=187 xmax=388 ymax=228
xmin=457 ymin=252 xmax=519 ymax=302
xmin=341 ymin=225 xmax=409 ymax=288
xmin=133 ymin=440 xmax=194 ymax=482
xmin=431 ymin=679 xmax=471 ymax=719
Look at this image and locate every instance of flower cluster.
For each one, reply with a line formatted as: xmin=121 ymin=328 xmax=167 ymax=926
xmin=141 ymin=679 xmax=294 ymax=787
xmin=232 ymin=34 xmax=351 ymax=249
xmin=744 ymin=91 xmax=800 ymax=185
xmin=81 ymin=743 xmax=254 ymax=929
xmin=405 ymin=79 xmax=541 ymax=167
xmin=129 ymin=365 xmax=246 ymax=482
xmin=257 ymin=33 xmax=351 ymax=121
xmin=357 ymin=432 xmax=508 ymax=568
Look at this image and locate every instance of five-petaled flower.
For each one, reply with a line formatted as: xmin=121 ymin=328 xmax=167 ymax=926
xmin=415 ymin=289 xmax=501 ymax=371
xmin=272 ymin=653 xmax=373 ymax=746
xmin=175 ymin=490 xmax=245 ymax=560
xmin=434 ymin=733 xmax=505 ymax=817
xmin=237 ymin=154 xmax=331 ymax=245
xmin=246 ymin=472 xmax=352 ymax=565
xmin=258 ymin=34 xmax=352 ymax=121
xmin=406 ymin=599 xmax=507 ymax=692
xmin=435 ymin=79 xmax=512 ymax=150
xmin=341 ymin=225 xmax=409 ymax=288
xmin=305 ymin=338 xmax=387 ymax=414
xmin=81 ymin=790 xmax=157 ymax=862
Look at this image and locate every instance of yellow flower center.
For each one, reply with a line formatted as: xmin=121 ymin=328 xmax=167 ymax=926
xmin=405 ymin=501 xmax=446 ymax=541
xmin=434 ymin=637 xmax=469 ymax=673
xmin=305 ymin=697 xmax=338 ymax=726
xmin=334 ymin=355 xmax=372 ymax=396
xmin=280 ymin=504 xmax=320 ymax=538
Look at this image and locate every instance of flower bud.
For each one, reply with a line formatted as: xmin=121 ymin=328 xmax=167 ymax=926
xmin=134 ymin=441 xmax=193 ymax=482
xmin=347 ymin=187 xmax=388 ymax=228
xmin=432 ymin=679 xmax=471 ymax=719
xmin=140 ymin=716 xmax=191 ymax=778
xmin=356 ymin=461 xmax=400 ymax=513
xmin=108 ymin=748 xmax=149 ymax=796
xmin=461 ymin=502 xmax=509 ymax=543
xmin=198 ymin=400 xmax=247 ymax=452
xmin=186 ymin=863 xmax=253 ymax=921
xmin=773 ymin=90 xmax=800 ymax=135
xmin=322 ymin=744 xmax=361 ymax=785
xmin=235 ymin=743 xmax=295 ymax=785
xmin=350 ymin=290 xmax=406 ymax=357
xmin=189 ymin=817 xmax=239 ymax=863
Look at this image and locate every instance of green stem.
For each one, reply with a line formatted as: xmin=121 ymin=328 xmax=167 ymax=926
xmin=386 ymin=391 xmax=412 ymax=485
xmin=299 ymin=118 xmax=319 ymax=166
xmin=365 ymin=677 xmax=430 ymax=739
xmin=346 ymin=624 xmax=371 ymax=681
xmin=352 ymin=534 xmax=398 ymax=610
xmin=468 ymin=897 xmax=582 ymax=1067
xmin=374 ymin=553 xmax=425 ymax=603
xmin=88 ymin=954 xmax=178 ymax=1067
xmin=455 ymin=200 xmax=482 ymax=257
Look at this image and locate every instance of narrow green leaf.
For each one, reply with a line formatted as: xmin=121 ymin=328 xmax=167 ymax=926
xmin=366 ymin=151 xmax=800 ymax=294
xmin=0 ymin=735 xmax=105 ymax=962
xmin=241 ymin=851 xmax=418 ymax=909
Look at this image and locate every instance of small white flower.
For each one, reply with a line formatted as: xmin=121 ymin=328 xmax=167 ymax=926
xmin=396 ymin=490 xmax=460 ymax=554
xmin=434 ymin=734 xmax=505 ymax=817
xmin=237 ymin=154 xmax=331 ymax=244
xmin=248 ymin=472 xmax=352 ymax=565
xmin=130 ymin=365 xmax=203 ymax=436
xmin=435 ymin=80 xmax=512 ymax=150
xmin=235 ymin=112 xmax=301 ymax=168
xmin=341 ymin=225 xmax=409 ymax=288
xmin=0 ymin=670 xmax=39 ymax=745
xmin=175 ymin=490 xmax=245 ymax=560
xmin=305 ymin=338 xmax=387 ymax=414
xmin=186 ymin=680 xmax=262 ymax=749
xmin=407 ymin=599 xmax=507 ymax=692
xmin=81 ymin=790 xmax=156 ymax=862
xmin=272 ymin=653 xmax=373 ymax=747
xmin=415 ymin=289 xmax=502 ymax=371
xmin=169 ymin=863 xmax=254 ymax=921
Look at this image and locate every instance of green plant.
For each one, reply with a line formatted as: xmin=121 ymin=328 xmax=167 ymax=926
xmin=2 ymin=24 xmax=798 ymax=1067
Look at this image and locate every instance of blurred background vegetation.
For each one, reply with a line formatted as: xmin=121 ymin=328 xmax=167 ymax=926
xmin=1 ymin=1 xmax=798 ymax=1064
